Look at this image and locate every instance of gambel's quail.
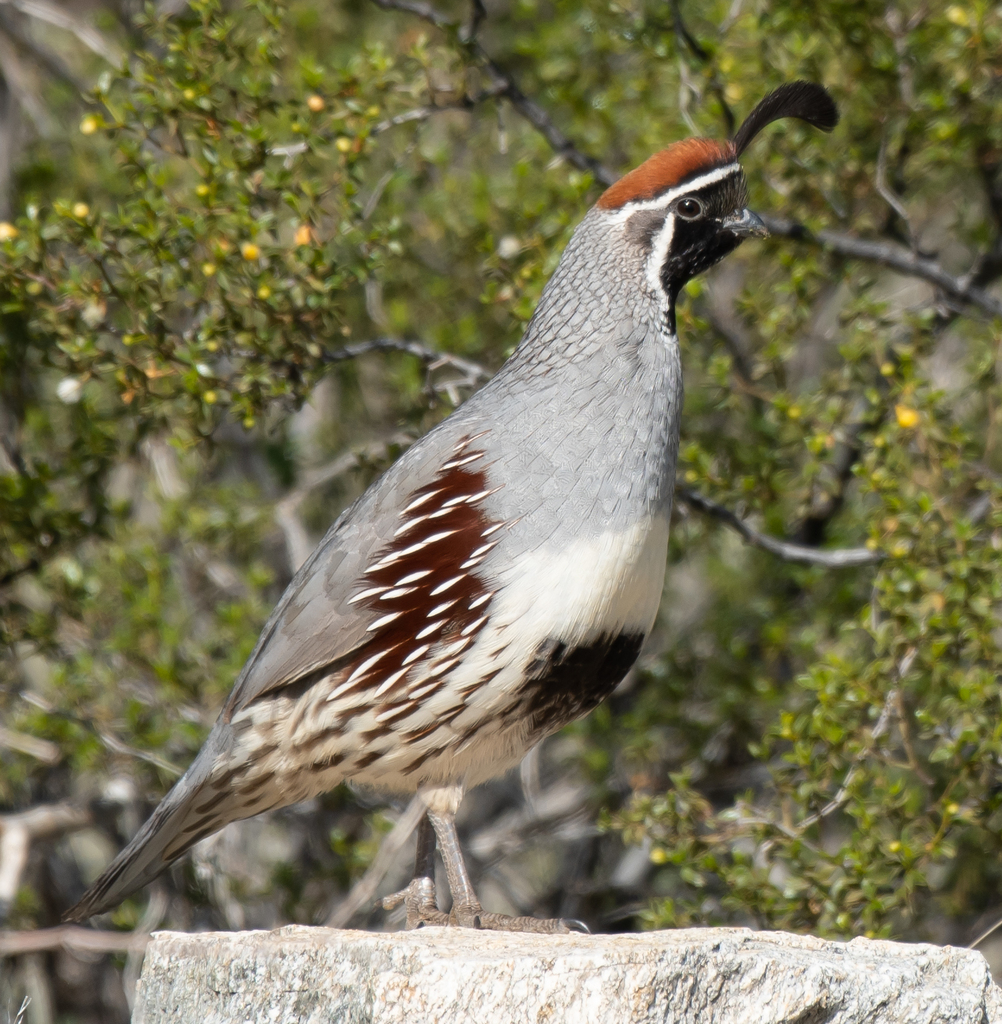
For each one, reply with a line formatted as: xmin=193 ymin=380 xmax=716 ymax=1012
xmin=65 ymin=82 xmax=838 ymax=931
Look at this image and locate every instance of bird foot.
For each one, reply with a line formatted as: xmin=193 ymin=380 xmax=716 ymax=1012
xmin=381 ymin=876 xmax=450 ymax=928
xmin=450 ymin=902 xmax=590 ymax=934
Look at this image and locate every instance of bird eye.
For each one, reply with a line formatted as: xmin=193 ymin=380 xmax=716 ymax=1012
xmin=676 ymin=197 xmax=704 ymax=219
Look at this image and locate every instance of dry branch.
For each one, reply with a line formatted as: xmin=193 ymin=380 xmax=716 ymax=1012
xmin=0 ymin=925 xmax=150 ymax=957
xmin=0 ymin=804 xmax=91 ymax=918
xmin=677 ymin=487 xmax=882 ymax=567
xmin=760 ymin=215 xmax=1002 ymax=319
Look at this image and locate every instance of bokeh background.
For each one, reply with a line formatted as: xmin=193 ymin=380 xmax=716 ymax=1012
xmin=3 ymin=0 xmax=1002 ymax=1019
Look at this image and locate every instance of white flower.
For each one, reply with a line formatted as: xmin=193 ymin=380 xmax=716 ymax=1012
xmin=57 ymin=377 xmax=83 ymax=403
xmin=497 ymin=235 xmax=521 ymax=259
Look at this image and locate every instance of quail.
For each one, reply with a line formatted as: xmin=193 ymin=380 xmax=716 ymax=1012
xmin=65 ymin=82 xmax=838 ymax=932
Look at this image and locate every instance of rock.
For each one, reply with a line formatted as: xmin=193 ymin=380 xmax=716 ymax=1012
xmin=132 ymin=925 xmax=1002 ymax=1024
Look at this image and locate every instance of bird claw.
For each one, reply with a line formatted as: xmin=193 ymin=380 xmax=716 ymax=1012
xmin=381 ymin=876 xmax=450 ymax=929
xmin=455 ymin=905 xmax=589 ymax=934
xmin=383 ymin=881 xmax=590 ymax=934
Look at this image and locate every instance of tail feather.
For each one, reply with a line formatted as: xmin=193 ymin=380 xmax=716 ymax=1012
xmin=63 ymin=758 xmax=244 ymax=922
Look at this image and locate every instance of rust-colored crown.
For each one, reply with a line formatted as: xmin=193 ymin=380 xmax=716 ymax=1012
xmin=597 ymin=138 xmax=736 ymax=210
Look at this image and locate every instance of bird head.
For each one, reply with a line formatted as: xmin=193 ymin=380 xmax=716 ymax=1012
xmin=595 ymin=82 xmax=838 ymax=318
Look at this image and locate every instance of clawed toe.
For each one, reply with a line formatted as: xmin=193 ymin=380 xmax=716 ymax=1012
xmin=457 ymin=906 xmax=587 ymax=934
xmin=381 ymin=876 xmax=450 ymax=929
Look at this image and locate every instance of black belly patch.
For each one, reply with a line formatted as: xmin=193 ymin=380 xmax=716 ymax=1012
xmin=519 ymin=632 xmax=645 ymax=736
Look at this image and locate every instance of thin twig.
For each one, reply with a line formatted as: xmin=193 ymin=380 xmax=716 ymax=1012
xmin=369 ymin=0 xmax=618 ymax=185
xmin=668 ymin=0 xmax=735 ymax=135
xmin=893 ymin=689 xmax=933 ymax=786
xmin=18 ymin=691 xmax=183 ymax=776
xmin=323 ymin=338 xmax=491 ymax=387
xmin=326 ymin=795 xmax=425 ymax=927
xmin=274 ymin=441 xmax=403 ymax=573
xmin=760 ymin=215 xmax=1002 ymax=319
xmin=371 ymin=83 xmax=507 ymax=136
xmin=370 ymin=0 xmax=452 ymax=28
xmin=677 ymin=487 xmax=882 ymax=567
xmin=876 ymin=130 xmax=915 ymax=249
xmin=795 ymin=680 xmax=903 ymax=833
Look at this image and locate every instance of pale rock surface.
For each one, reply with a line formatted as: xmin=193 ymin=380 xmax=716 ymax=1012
xmin=132 ymin=924 xmax=1002 ymax=1024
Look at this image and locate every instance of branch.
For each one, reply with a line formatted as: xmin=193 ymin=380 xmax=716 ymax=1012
xmin=326 ymin=794 xmax=425 ymax=927
xmin=18 ymin=690 xmax=183 ymax=776
xmin=369 ymin=0 xmax=617 ymax=185
xmin=371 ymin=83 xmax=507 ymax=136
xmin=677 ymin=486 xmax=882 ymax=567
xmin=0 ymin=925 xmax=150 ymax=956
xmin=0 ymin=5 xmax=87 ymax=93
xmin=795 ymin=649 xmax=914 ymax=833
xmin=0 ymin=556 xmax=41 ymax=587
xmin=275 ymin=440 xmax=406 ymax=573
xmin=0 ymin=724 xmax=60 ymax=765
xmin=760 ymin=214 xmax=1002 ymax=319
xmin=322 ymin=338 xmax=491 ymax=390
xmin=370 ymin=0 xmax=452 ymax=29
xmin=1 ymin=0 xmax=124 ymax=65
xmin=668 ymin=0 xmax=735 ymax=135
xmin=476 ymin=54 xmax=617 ymax=185
xmin=793 ymin=396 xmax=871 ymax=547
xmin=0 ymin=804 xmax=91 ymax=920
xmin=371 ymin=0 xmax=1002 ymax=319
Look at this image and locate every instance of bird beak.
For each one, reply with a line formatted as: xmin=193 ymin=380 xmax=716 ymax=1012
xmin=722 ymin=208 xmax=768 ymax=238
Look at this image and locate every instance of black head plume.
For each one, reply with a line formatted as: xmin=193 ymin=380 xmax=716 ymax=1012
xmin=731 ymin=81 xmax=838 ymax=157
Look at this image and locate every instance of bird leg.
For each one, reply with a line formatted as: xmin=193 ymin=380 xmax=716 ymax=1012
xmin=381 ymin=812 xmax=450 ymax=928
xmin=427 ymin=809 xmax=585 ymax=934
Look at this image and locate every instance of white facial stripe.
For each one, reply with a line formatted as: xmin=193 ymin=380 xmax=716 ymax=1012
xmin=645 ymin=215 xmax=675 ymax=297
xmin=603 ymin=162 xmax=741 ymax=223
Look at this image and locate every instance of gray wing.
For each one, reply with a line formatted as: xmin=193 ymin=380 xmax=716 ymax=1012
xmin=63 ymin=418 xmax=474 ymax=922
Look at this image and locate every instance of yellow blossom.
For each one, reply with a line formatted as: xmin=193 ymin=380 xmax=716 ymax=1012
xmin=79 ymin=115 xmax=99 ymax=135
xmin=0 ymin=222 xmax=18 ymax=241
xmin=294 ymin=224 xmax=313 ymax=246
xmin=257 ymin=284 xmax=271 ymax=299
xmin=895 ymin=404 xmax=920 ymax=428
xmin=72 ymin=203 xmax=90 ymax=219
xmin=203 ymin=390 xmax=217 ymax=404
xmin=306 ymin=94 xmax=325 ymax=112
xmin=241 ymin=242 xmax=260 ymax=260
xmin=202 ymin=262 xmax=217 ymax=276
xmin=335 ymin=137 xmax=352 ymax=153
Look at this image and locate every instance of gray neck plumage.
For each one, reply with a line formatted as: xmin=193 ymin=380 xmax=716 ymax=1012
xmin=460 ymin=208 xmax=683 ymax=527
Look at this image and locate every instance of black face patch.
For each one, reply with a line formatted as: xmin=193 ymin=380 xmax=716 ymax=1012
xmin=518 ymin=632 xmax=645 ymax=737
xmin=658 ymin=173 xmax=749 ymax=318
